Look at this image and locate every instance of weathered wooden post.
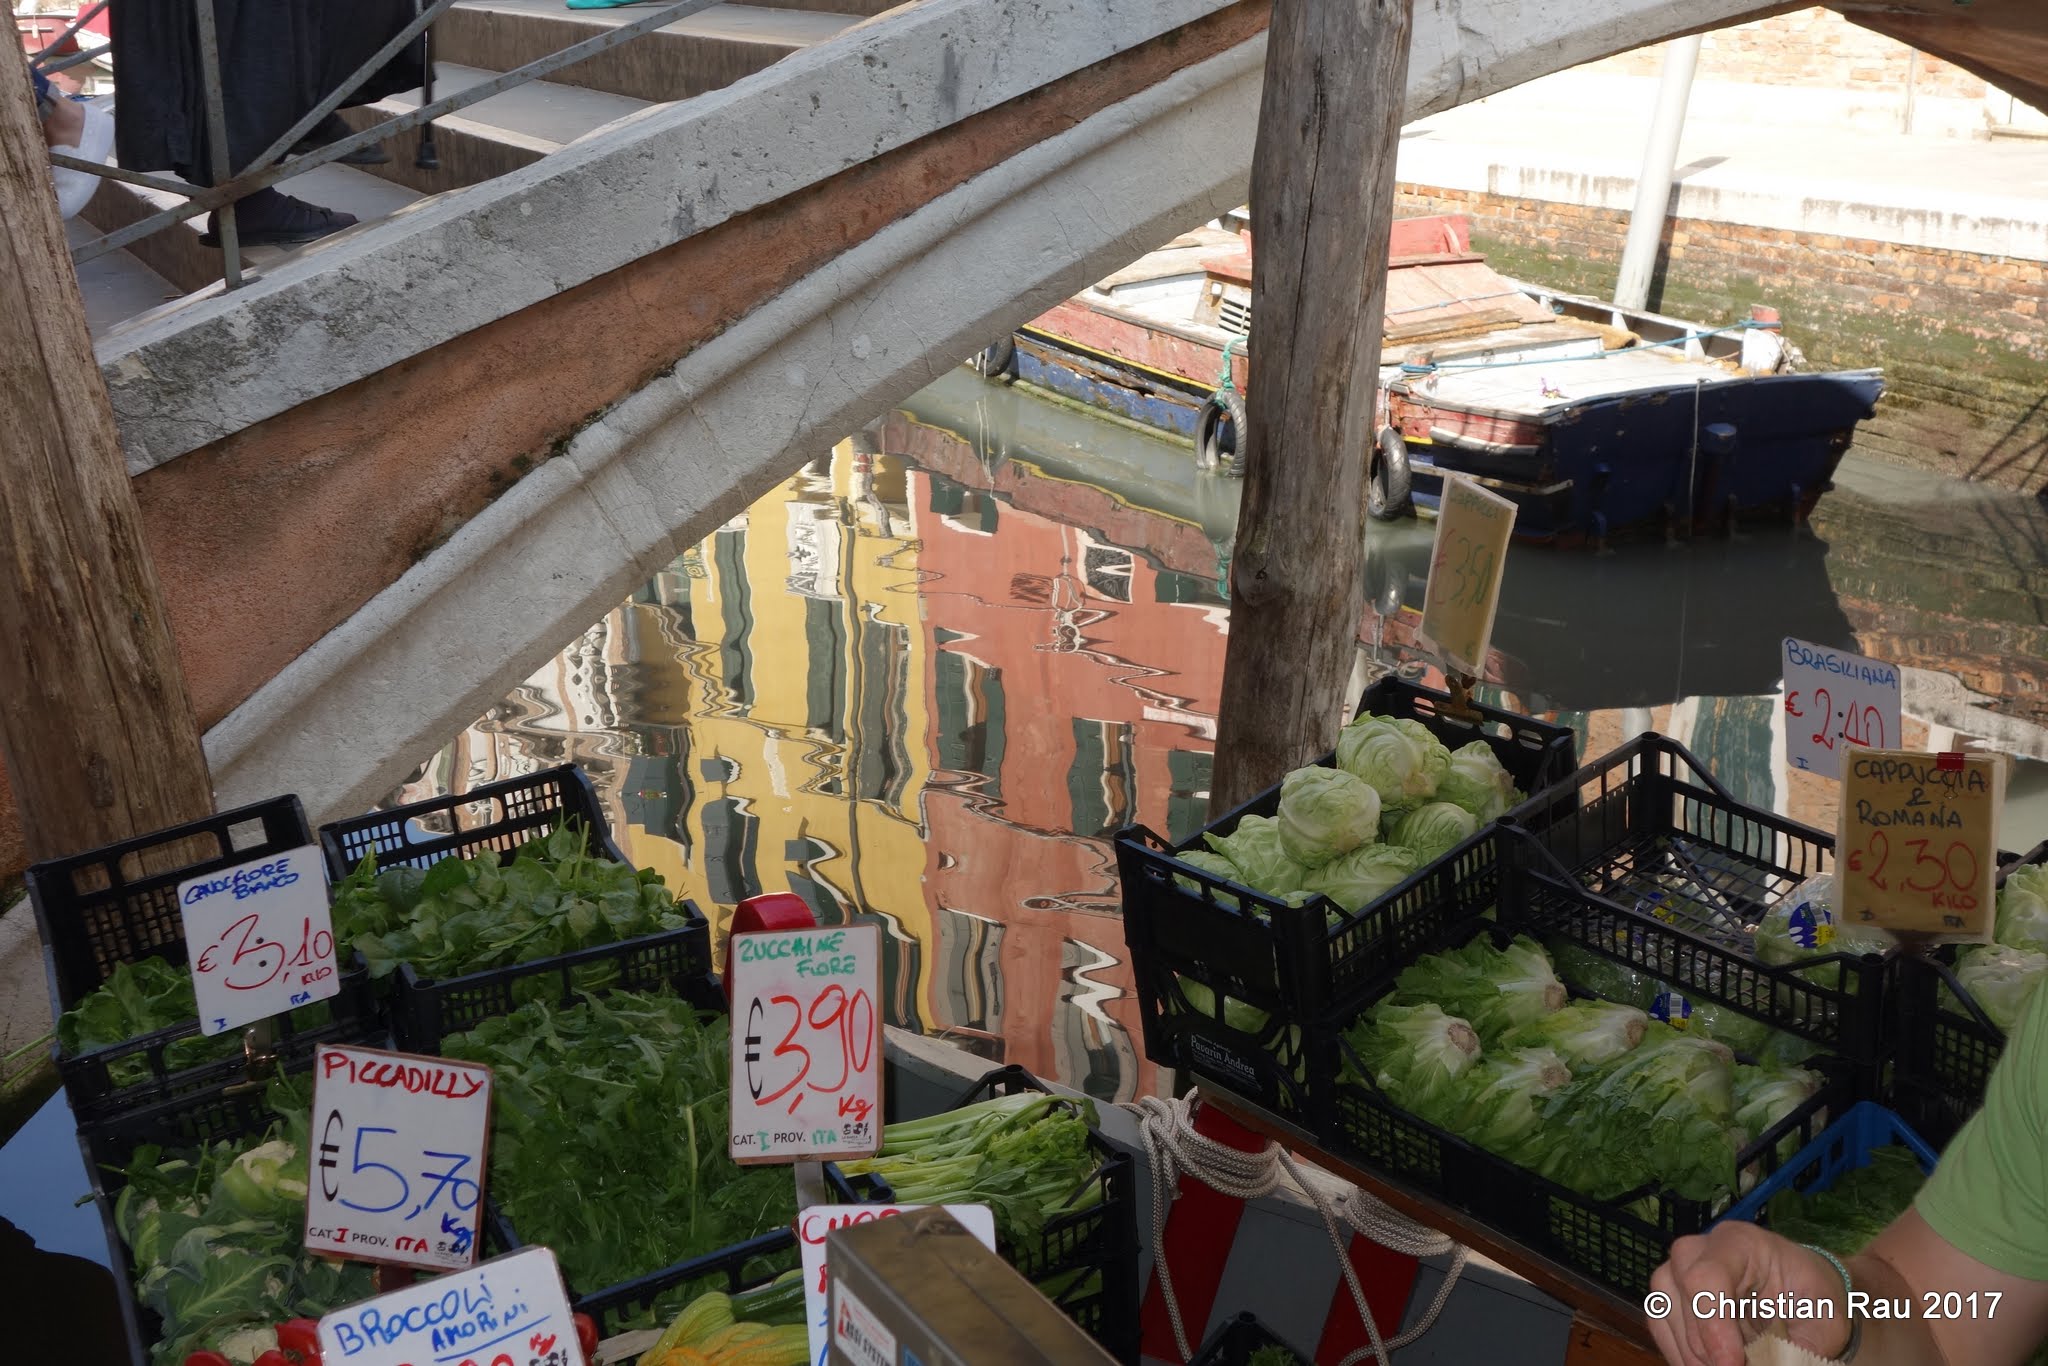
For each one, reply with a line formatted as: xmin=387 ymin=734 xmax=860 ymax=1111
xmin=0 ymin=49 xmax=215 ymax=858
xmin=1211 ymin=0 xmax=1417 ymax=811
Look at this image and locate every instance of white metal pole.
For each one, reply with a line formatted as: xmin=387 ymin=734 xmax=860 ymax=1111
xmin=1613 ymin=33 xmax=1703 ymax=312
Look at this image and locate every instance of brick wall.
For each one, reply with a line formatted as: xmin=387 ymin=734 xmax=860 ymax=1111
xmin=1590 ymin=7 xmax=1987 ymax=101
xmin=1396 ymin=184 xmax=2048 ymax=493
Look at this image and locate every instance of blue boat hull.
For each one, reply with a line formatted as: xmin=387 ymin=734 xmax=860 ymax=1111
xmin=1001 ymin=329 xmax=1881 ymax=545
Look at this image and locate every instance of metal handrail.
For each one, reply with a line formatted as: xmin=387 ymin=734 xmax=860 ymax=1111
xmin=60 ymin=0 xmax=723 ymax=287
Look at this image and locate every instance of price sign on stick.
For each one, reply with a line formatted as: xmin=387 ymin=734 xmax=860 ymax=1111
xmin=727 ymin=924 xmax=883 ymax=1162
xmin=1837 ymin=748 xmax=2004 ymax=940
xmin=1781 ymin=638 xmax=1901 ymax=781
xmin=318 ymin=1246 xmax=582 ymax=1366
xmin=180 ymin=846 xmax=340 ymax=1035
xmin=306 ymin=1044 xmax=494 ymax=1271
xmin=798 ymin=1204 xmax=995 ymax=1366
xmin=1421 ymin=475 xmax=1516 ymax=676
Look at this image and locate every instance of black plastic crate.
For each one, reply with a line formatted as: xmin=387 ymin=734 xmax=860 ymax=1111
xmin=27 ymin=795 xmax=378 ymax=1123
xmin=824 ymin=1064 xmax=1141 ymax=1364
xmin=78 ymin=1041 xmax=470 ymax=1366
xmin=1116 ymin=678 xmax=1577 ymax=1118
xmin=1325 ymin=917 xmax=1844 ymax=1303
xmin=570 ymin=1228 xmax=801 ymax=1340
xmin=1189 ymin=1312 xmax=1309 ymax=1366
xmin=319 ymin=763 xmax=711 ymax=1049
xmin=1885 ymin=843 xmax=2048 ymax=1146
xmin=1503 ymin=734 xmax=1888 ymax=1062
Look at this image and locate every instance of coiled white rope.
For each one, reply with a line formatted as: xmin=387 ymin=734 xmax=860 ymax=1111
xmin=1132 ymin=1095 xmax=1469 ymax=1366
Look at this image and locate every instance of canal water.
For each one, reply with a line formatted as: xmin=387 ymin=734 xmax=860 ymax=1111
xmin=392 ymin=368 xmax=2048 ymax=1104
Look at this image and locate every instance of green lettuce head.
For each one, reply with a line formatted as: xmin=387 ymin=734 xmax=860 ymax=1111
xmin=1502 ymin=998 xmax=1647 ymax=1068
xmin=1300 ymin=843 xmax=1423 ymax=916
xmin=1336 ymin=715 xmax=1452 ymax=807
xmin=1437 ymin=741 xmax=1522 ymax=821
xmin=1276 ymin=766 xmax=1381 ymax=868
xmin=1204 ymin=815 xmax=1308 ymax=896
xmin=1950 ymin=944 xmax=2048 ymax=1032
xmin=1452 ymin=1046 xmax=1571 ymax=1161
xmin=1389 ymin=801 xmax=1481 ymax=863
xmin=1996 ymin=865 xmax=2048 ymax=955
xmin=1342 ymin=1001 xmax=1482 ymax=1126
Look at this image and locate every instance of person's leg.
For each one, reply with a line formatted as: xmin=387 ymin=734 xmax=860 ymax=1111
xmin=33 ymin=66 xmax=114 ymax=219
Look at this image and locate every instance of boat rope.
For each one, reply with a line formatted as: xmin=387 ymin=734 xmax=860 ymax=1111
xmin=1399 ymin=317 xmax=1779 ymax=376
xmin=1214 ymin=336 xmax=1245 ymax=394
xmin=1131 ymin=1094 xmax=1468 ymax=1366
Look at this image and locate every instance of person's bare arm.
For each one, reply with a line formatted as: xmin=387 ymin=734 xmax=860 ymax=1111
xmin=1648 ymin=1211 xmax=2048 ymax=1366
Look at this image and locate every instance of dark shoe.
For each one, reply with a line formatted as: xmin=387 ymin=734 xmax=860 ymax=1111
xmin=202 ymin=188 xmax=359 ymax=247
xmin=292 ymin=111 xmax=389 ymax=166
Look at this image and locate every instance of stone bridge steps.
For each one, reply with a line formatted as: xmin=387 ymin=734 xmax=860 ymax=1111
xmin=77 ymin=0 xmax=873 ymax=339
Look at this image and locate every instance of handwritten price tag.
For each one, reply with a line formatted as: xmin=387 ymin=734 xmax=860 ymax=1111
xmin=306 ymin=1044 xmax=494 ymax=1272
xmin=1782 ymin=638 xmax=1901 ymax=781
xmin=318 ymin=1245 xmax=582 ymax=1366
xmin=798 ymin=1204 xmax=995 ymax=1366
xmin=1421 ymin=475 xmax=1516 ymax=676
xmin=727 ymin=925 xmax=882 ymax=1162
xmin=1837 ymin=749 xmax=2003 ymax=939
xmin=180 ymin=845 xmax=340 ymax=1036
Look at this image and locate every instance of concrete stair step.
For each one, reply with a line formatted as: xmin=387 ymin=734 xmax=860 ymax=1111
xmin=80 ymin=163 xmax=428 ymax=300
xmin=67 ymin=219 xmax=182 ymax=338
xmin=436 ymin=0 xmax=863 ymax=104
xmin=337 ymin=63 xmax=651 ymax=194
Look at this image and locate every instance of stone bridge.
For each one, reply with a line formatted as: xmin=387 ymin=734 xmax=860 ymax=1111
xmin=42 ymin=0 xmax=2048 ymax=858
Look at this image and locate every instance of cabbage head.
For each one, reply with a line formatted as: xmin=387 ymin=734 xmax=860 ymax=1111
xmin=1336 ymin=715 xmax=1451 ymax=807
xmin=1950 ymin=944 xmax=2048 ymax=1032
xmin=1389 ymin=801 xmax=1481 ymax=863
xmin=1204 ymin=815 xmax=1308 ymax=896
xmin=1437 ymin=741 xmax=1522 ymax=821
xmin=207 ymin=1140 xmax=307 ymax=1223
xmin=1301 ymin=843 xmax=1422 ymax=917
xmin=1996 ymin=865 xmax=2048 ymax=955
xmin=1502 ymin=999 xmax=1646 ymax=1068
xmin=1275 ymin=766 xmax=1381 ymax=868
xmin=1172 ymin=849 xmax=1244 ymax=909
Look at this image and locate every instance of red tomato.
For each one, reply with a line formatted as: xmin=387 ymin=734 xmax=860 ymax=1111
xmin=183 ymin=1354 xmax=233 ymax=1366
xmin=277 ymin=1319 xmax=323 ymax=1363
xmin=574 ymin=1312 xmax=599 ymax=1358
xmin=253 ymin=1351 xmax=290 ymax=1366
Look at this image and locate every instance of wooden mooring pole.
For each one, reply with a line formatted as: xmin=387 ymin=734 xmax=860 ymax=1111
xmin=0 ymin=49 xmax=214 ymax=860
xmin=1210 ymin=0 xmax=1417 ymax=812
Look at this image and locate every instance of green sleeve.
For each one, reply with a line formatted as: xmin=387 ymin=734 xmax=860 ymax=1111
xmin=1914 ymin=974 xmax=2048 ymax=1278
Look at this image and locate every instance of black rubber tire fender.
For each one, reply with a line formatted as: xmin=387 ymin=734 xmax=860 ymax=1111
xmin=971 ymin=335 xmax=1018 ymax=381
xmin=1196 ymin=388 xmax=1249 ymax=475
xmin=1369 ymin=426 xmax=1416 ymax=521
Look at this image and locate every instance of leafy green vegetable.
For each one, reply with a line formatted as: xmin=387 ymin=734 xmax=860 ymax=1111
xmin=1388 ymin=801 xmax=1481 ymax=863
xmin=833 ymin=1091 xmax=1108 ymax=1280
xmin=1437 ymin=741 xmax=1523 ymax=821
xmin=1531 ymin=1034 xmax=1741 ymax=1203
xmin=1996 ymin=865 xmax=2048 ymax=954
xmin=112 ymin=1075 xmax=374 ymax=1366
xmin=1763 ymin=1145 xmax=1926 ymax=1257
xmin=1450 ymin=1046 xmax=1570 ymax=1157
xmin=332 ymin=820 xmax=691 ymax=985
xmin=1247 ymin=1344 xmax=1306 ymax=1366
xmin=1945 ymin=944 xmax=2048 ymax=1031
xmin=1733 ymin=1065 xmax=1822 ymax=1148
xmin=1171 ymin=849 xmax=1245 ymax=908
xmin=1389 ymin=934 xmax=1565 ymax=1040
xmin=1502 ymin=999 xmax=1647 ymax=1068
xmin=1275 ymin=766 xmax=1381 ymax=868
xmin=1203 ymin=815 xmax=1309 ymax=899
xmin=1753 ymin=874 xmax=1894 ymax=996
xmin=1299 ymin=843 xmax=1422 ymax=917
xmin=441 ymin=990 xmax=795 ymax=1326
xmin=1547 ymin=939 xmax=1654 ymax=1010
xmin=57 ymin=956 xmax=330 ymax=1087
xmin=1335 ymin=715 xmax=1451 ymax=810
xmin=1340 ymin=1002 xmax=1482 ymax=1126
